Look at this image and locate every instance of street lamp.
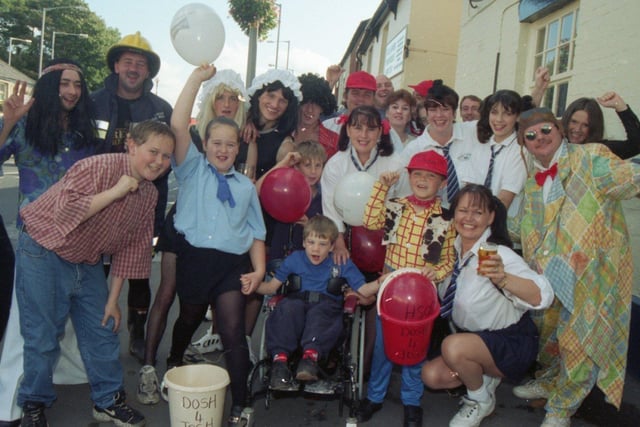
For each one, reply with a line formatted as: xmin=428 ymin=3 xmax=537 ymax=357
xmin=52 ymin=31 xmax=88 ymax=59
xmin=39 ymin=5 xmax=88 ymax=76
xmin=8 ymin=37 xmax=32 ymax=66
xmin=267 ymin=40 xmax=290 ymax=71
xmin=274 ymin=3 xmax=282 ymax=69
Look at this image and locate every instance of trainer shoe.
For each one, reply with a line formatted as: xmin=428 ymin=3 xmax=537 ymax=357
xmin=191 ymin=329 xmax=224 ymax=353
xmin=295 ymin=358 xmax=319 ymax=382
xmin=449 ymin=395 xmax=495 ymax=427
xmin=93 ymin=391 xmax=145 ymax=426
xmin=512 ymin=379 xmax=549 ymax=400
xmin=540 ymin=414 xmax=571 ymax=427
xmin=20 ymin=402 xmax=47 ymax=427
xmin=136 ymin=365 xmax=160 ymax=405
xmin=270 ymin=360 xmax=293 ymax=390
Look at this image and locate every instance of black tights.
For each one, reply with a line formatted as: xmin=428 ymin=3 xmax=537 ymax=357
xmin=103 ymin=264 xmax=151 ymax=311
xmin=169 ymin=290 xmax=249 ymax=407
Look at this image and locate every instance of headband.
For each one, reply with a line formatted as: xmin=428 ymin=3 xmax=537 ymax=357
xmin=41 ymin=63 xmax=83 ymax=76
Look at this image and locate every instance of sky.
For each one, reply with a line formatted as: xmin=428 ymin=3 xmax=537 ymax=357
xmin=85 ymin=0 xmax=380 ymax=107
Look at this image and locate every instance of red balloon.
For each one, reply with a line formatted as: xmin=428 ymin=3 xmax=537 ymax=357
xmin=259 ymin=168 xmax=311 ymax=223
xmin=350 ymin=226 xmax=386 ymax=273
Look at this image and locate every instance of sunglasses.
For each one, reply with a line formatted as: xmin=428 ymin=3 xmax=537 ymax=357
xmin=524 ymin=124 xmax=554 ymax=141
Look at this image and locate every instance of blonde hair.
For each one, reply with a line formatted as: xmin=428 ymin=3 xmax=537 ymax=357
xmin=196 ymin=83 xmax=246 ymax=140
xmin=303 ymin=215 xmax=339 ymax=243
xmin=296 ymin=140 xmax=327 ymax=165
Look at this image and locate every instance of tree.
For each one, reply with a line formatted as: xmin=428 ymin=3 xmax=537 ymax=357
xmin=228 ymin=0 xmax=278 ymax=40
xmin=0 ymin=0 xmax=120 ymax=90
xmin=228 ymin=0 xmax=278 ymax=86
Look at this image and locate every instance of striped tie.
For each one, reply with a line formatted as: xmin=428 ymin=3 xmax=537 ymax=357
xmin=439 ymin=255 xmax=472 ymax=319
xmin=484 ymin=144 xmax=505 ymax=189
xmin=440 ymin=145 xmax=459 ymax=202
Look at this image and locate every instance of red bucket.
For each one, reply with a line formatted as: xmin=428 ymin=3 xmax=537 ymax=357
xmin=377 ymin=268 xmax=440 ymax=365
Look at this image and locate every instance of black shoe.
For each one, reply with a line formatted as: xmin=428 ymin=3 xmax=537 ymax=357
xmin=355 ymin=398 xmax=383 ymax=423
xmin=403 ymin=404 xmax=423 ymax=427
xmin=21 ymin=402 xmax=47 ymax=427
xmin=270 ymin=360 xmax=293 ymax=390
xmin=92 ymin=391 xmax=145 ymax=426
xmin=295 ymin=358 xmax=319 ymax=382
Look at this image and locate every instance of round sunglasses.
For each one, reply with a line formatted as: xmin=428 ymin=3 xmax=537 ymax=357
xmin=524 ymin=124 xmax=554 ymax=141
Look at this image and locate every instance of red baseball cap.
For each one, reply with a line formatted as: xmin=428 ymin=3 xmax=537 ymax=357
xmin=409 ymin=80 xmax=434 ymax=97
xmin=406 ymin=150 xmax=447 ymax=177
xmin=346 ymin=71 xmax=376 ymax=92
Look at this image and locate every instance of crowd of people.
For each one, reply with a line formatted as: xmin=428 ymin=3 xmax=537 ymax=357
xmin=1 ymin=28 xmax=640 ymax=427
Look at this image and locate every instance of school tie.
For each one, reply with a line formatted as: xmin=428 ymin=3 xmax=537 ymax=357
xmin=484 ymin=144 xmax=505 ymax=189
xmin=439 ymin=255 xmax=471 ymax=319
xmin=209 ymin=165 xmax=236 ymax=207
xmin=535 ymin=163 xmax=558 ymax=186
xmin=440 ymin=145 xmax=459 ymax=202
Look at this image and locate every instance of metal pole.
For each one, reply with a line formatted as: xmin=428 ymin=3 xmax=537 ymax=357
xmin=246 ymin=23 xmax=258 ymax=87
xmin=51 ymin=31 xmax=57 ymax=60
xmin=285 ymin=41 xmax=290 ymax=70
xmin=274 ymin=3 xmax=282 ymax=69
xmin=38 ymin=8 xmax=47 ymax=76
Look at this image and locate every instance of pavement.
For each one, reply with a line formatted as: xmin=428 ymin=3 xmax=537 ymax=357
xmin=1 ymin=160 xmax=640 ymax=426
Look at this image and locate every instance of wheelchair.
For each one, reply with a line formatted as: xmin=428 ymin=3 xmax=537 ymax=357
xmin=247 ymin=268 xmax=366 ymax=418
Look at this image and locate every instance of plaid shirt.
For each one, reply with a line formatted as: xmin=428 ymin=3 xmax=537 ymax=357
xmin=20 ymin=153 xmax=156 ymax=279
xmin=363 ymin=181 xmax=456 ymax=282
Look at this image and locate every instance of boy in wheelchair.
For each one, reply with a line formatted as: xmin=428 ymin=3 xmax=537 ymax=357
xmin=255 ymin=215 xmax=376 ymax=390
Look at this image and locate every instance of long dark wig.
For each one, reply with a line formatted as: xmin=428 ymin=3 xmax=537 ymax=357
xmin=247 ymin=80 xmax=299 ymax=134
xmin=24 ymin=58 xmax=96 ymax=157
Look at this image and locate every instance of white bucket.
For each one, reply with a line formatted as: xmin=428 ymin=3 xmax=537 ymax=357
xmin=163 ymin=365 xmax=230 ymax=427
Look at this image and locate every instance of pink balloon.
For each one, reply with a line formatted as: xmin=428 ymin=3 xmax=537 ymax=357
xmin=260 ymin=168 xmax=311 ymax=223
xmin=350 ymin=226 xmax=385 ymax=273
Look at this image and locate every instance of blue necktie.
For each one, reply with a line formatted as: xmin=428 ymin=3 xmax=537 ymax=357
xmin=484 ymin=144 xmax=505 ymax=189
xmin=209 ymin=165 xmax=236 ymax=208
xmin=440 ymin=145 xmax=459 ymax=202
xmin=439 ymin=255 xmax=472 ymax=319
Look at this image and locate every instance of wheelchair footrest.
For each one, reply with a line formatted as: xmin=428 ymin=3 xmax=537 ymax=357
xmin=303 ymin=379 xmax=338 ymax=395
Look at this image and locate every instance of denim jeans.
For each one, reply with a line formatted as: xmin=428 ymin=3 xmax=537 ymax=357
xmin=15 ymin=232 xmax=123 ymax=409
xmin=367 ymin=315 xmax=424 ymax=406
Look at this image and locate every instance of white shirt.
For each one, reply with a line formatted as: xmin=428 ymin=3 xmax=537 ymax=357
xmin=390 ymin=128 xmax=416 ymax=155
xmin=467 ymin=132 xmax=527 ymax=218
xmin=438 ymin=228 xmax=554 ymax=332
xmin=397 ymin=121 xmax=480 ymax=207
xmin=321 ymin=147 xmax=403 ymax=232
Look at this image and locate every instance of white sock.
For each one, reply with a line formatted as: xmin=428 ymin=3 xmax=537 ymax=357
xmin=467 ymin=384 xmax=490 ymax=403
xmin=482 ymin=374 xmax=493 ymax=387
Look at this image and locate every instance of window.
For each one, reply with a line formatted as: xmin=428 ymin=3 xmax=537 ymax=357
xmin=534 ymin=8 xmax=578 ymax=116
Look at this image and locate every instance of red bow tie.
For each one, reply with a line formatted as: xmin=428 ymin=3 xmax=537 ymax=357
xmin=535 ymin=163 xmax=558 ymax=186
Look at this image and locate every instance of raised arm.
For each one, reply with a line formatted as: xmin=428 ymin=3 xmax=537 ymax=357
xmin=530 ymin=67 xmax=550 ymax=108
xmin=597 ymin=91 xmax=640 ymax=159
xmin=172 ymin=65 xmax=217 ymax=165
xmin=0 ymin=81 xmax=34 ymax=149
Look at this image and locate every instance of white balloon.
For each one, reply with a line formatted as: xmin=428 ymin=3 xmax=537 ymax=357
xmin=333 ymin=171 xmax=376 ymax=226
xmin=170 ymin=3 xmax=225 ymax=65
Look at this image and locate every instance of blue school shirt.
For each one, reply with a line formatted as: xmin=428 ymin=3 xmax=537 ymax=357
xmin=172 ymin=143 xmax=266 ymax=254
xmin=275 ymin=250 xmax=366 ymax=300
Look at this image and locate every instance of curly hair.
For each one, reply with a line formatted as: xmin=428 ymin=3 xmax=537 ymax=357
xmin=298 ymin=73 xmax=337 ymax=117
xmin=25 ymin=58 xmax=96 ymax=156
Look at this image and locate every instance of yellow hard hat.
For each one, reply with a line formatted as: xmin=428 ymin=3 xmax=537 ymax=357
xmin=106 ymin=31 xmax=161 ymax=78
